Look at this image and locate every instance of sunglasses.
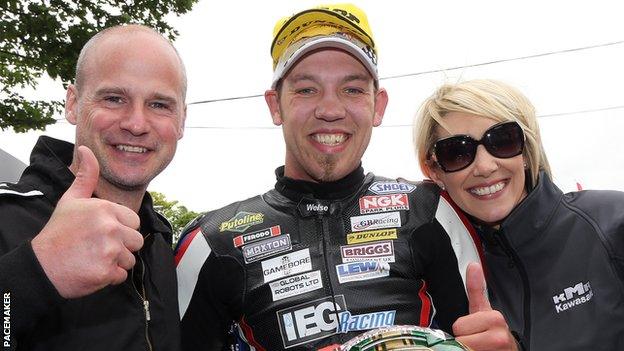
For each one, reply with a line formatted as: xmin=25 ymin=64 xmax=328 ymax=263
xmin=431 ymin=121 xmax=525 ymax=173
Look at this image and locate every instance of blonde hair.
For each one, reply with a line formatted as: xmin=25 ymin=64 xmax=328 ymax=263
xmin=413 ymin=79 xmax=551 ymax=188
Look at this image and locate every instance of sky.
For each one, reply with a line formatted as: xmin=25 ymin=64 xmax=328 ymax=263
xmin=1 ymin=0 xmax=623 ymax=212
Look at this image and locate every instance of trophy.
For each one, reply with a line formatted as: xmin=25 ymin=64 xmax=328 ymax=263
xmin=318 ymin=325 xmax=471 ymax=351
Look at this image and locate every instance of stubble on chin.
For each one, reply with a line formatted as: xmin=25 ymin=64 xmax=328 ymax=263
xmin=97 ymin=156 xmax=154 ymax=191
xmin=315 ymin=154 xmax=338 ymax=182
xmin=100 ymin=168 xmax=147 ymax=191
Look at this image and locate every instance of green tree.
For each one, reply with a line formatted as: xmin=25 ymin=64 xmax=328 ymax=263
xmin=1 ymin=0 xmax=198 ymax=132
xmin=151 ymin=191 xmax=200 ymax=246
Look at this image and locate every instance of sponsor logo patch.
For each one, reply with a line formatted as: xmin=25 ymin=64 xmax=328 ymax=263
xmin=298 ymin=199 xmax=331 ymax=217
xmin=359 ymin=194 xmax=409 ymax=214
xmin=346 ymin=229 xmax=397 ymax=244
xmin=242 ymin=234 xmax=292 ymax=264
xmin=277 ymin=295 xmax=347 ymax=348
xmin=262 ymin=249 xmax=312 ymax=283
xmin=269 ymin=270 xmax=323 ymax=302
xmin=340 ymin=241 xmax=395 ymax=263
xmin=350 ymin=212 xmax=401 ymax=232
xmin=552 ymin=281 xmax=593 ymax=313
xmin=369 ymin=181 xmax=416 ymax=195
xmin=233 ymin=225 xmax=281 ymax=248
xmin=335 ymin=261 xmax=390 ymax=283
xmin=219 ymin=211 xmax=264 ymax=233
xmin=337 ymin=310 xmax=396 ymax=333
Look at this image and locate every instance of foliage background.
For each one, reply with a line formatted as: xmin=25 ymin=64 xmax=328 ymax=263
xmin=0 ymin=0 xmax=198 ymax=132
xmin=1 ymin=0 xmax=201 ymax=234
xmin=151 ymin=191 xmax=200 ymax=245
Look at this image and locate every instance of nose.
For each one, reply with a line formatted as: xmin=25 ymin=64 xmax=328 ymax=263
xmin=119 ymin=102 xmax=149 ymax=136
xmin=472 ymin=145 xmax=499 ymax=177
xmin=314 ymin=91 xmax=345 ymax=122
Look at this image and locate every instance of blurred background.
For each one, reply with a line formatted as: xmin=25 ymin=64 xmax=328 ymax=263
xmin=2 ymin=0 xmax=623 ymax=213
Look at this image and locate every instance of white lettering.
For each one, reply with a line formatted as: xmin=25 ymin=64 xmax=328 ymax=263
xmin=277 ymin=295 xmax=346 ymax=348
xmin=294 ymin=306 xmax=317 ymax=339
xmin=359 ymin=194 xmax=409 ymax=214
xmin=306 ymin=203 xmax=328 ymax=212
xmin=553 ymin=281 xmax=593 ymax=313
xmin=3 ymin=292 xmax=9 ymax=347
xmin=283 ymin=312 xmax=297 ymax=341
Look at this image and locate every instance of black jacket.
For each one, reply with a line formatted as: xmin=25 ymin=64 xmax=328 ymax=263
xmin=176 ymin=166 xmax=480 ymax=350
xmin=477 ymin=172 xmax=624 ymax=350
xmin=0 ymin=136 xmax=180 ymax=351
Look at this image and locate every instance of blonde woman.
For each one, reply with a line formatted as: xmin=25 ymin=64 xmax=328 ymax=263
xmin=413 ymin=79 xmax=624 ymax=350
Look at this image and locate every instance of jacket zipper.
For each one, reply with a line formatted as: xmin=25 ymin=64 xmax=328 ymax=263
xmin=131 ymin=234 xmax=154 ymax=351
xmin=319 ymin=216 xmax=342 ymax=330
xmin=494 ymin=230 xmax=531 ymax=348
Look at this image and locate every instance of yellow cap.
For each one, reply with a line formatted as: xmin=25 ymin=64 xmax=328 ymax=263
xmin=270 ymin=3 xmax=378 ymax=88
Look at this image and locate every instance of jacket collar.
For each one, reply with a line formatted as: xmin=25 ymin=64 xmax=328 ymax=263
xmin=138 ymin=192 xmax=173 ymax=243
xmin=20 ymin=136 xmax=172 ymax=242
xmin=274 ymin=165 xmax=366 ymax=202
xmin=478 ymin=170 xmax=563 ymax=249
xmin=21 ymin=136 xmax=75 ymax=206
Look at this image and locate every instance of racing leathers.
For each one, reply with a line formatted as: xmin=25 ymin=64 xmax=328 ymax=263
xmin=0 ymin=136 xmax=181 ymax=351
xmin=473 ymin=171 xmax=624 ymax=350
xmin=176 ymin=166 xmax=481 ymax=350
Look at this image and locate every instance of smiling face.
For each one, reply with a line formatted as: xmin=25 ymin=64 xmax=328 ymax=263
xmin=265 ymin=49 xmax=388 ymax=182
xmin=66 ymin=30 xmax=186 ymax=192
xmin=430 ymin=112 xmax=527 ymax=227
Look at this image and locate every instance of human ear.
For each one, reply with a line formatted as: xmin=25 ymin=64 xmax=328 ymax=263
xmin=178 ymin=105 xmax=187 ymax=139
xmin=372 ymin=88 xmax=388 ymax=127
xmin=264 ymin=90 xmax=283 ymax=126
xmin=65 ymin=85 xmax=79 ymax=125
xmin=426 ymin=161 xmax=446 ymax=190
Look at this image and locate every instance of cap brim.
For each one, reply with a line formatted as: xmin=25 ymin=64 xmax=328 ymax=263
xmin=271 ymin=35 xmax=378 ymax=89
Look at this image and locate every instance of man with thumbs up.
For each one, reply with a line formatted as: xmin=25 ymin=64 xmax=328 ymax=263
xmin=0 ymin=24 xmax=186 ymax=350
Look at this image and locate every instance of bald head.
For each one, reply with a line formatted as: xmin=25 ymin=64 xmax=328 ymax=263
xmin=74 ymin=24 xmax=187 ymax=99
xmin=64 ymin=24 xmax=188 ymax=201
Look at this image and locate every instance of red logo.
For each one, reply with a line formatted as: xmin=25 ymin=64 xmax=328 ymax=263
xmin=233 ymin=225 xmax=281 ymax=248
xmin=359 ymin=194 xmax=409 ymax=214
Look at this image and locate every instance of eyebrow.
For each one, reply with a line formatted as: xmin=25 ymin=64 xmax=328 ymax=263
xmin=93 ymin=87 xmax=179 ymax=105
xmin=286 ymin=73 xmax=373 ymax=85
xmin=341 ymin=74 xmax=372 ymax=84
xmin=93 ymin=87 xmax=128 ymax=97
xmin=287 ymin=74 xmax=317 ymax=84
xmin=152 ymin=93 xmax=179 ymax=106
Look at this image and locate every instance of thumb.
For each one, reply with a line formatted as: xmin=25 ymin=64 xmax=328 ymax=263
xmin=466 ymin=261 xmax=492 ymax=313
xmin=65 ymin=145 xmax=100 ymax=199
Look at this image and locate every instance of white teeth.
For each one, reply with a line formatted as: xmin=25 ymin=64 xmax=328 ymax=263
xmin=313 ymin=134 xmax=346 ymax=145
xmin=116 ymin=145 xmax=147 ymax=153
xmin=470 ymin=181 xmax=505 ymax=196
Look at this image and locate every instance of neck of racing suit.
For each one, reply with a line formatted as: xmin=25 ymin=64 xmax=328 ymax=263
xmin=274 ymin=164 xmax=365 ymax=201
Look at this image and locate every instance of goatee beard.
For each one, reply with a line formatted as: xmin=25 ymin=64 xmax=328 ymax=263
xmin=315 ymin=154 xmax=338 ymax=182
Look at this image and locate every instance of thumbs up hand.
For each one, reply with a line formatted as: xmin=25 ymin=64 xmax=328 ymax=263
xmin=465 ymin=261 xmax=491 ymax=314
xmin=32 ymin=146 xmax=143 ymax=299
xmin=453 ymin=262 xmax=518 ymax=351
xmin=61 ymin=145 xmax=102 ymax=200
